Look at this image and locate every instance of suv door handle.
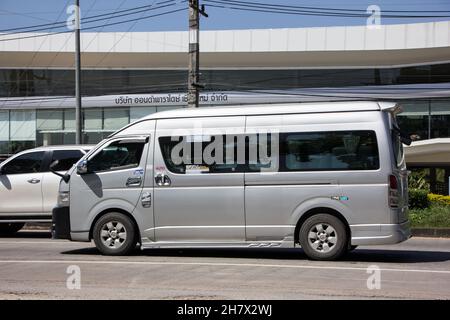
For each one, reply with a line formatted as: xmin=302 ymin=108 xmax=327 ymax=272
xmin=27 ymin=178 xmax=40 ymax=184
xmin=126 ymin=177 xmax=142 ymax=187
xmin=154 ymin=173 xmax=171 ymax=186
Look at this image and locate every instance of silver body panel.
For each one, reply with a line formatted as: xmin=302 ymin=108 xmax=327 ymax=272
xmin=63 ymin=102 xmax=411 ymax=248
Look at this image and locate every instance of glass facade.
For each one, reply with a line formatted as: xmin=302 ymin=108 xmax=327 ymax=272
xmin=396 ymin=99 xmax=450 ymax=141
xmin=1 ymin=63 xmax=450 ymax=97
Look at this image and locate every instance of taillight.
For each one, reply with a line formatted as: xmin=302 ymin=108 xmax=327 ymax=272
xmin=389 ymin=174 xmax=398 ymax=190
xmin=389 ymin=174 xmax=399 ymax=208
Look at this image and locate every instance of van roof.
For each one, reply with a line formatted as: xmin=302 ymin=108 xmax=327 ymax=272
xmin=142 ymin=101 xmax=399 ymax=120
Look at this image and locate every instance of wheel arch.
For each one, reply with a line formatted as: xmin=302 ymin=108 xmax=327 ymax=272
xmin=89 ymin=208 xmax=141 ymax=242
xmin=294 ymin=207 xmax=351 ymax=246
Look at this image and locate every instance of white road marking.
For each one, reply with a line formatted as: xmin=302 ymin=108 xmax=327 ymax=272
xmin=0 ymin=259 xmax=449 ymax=275
xmin=0 ymin=241 xmax=77 ymax=245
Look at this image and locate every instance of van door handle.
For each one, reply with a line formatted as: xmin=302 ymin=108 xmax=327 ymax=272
xmin=126 ymin=177 xmax=142 ymax=187
xmin=27 ymin=178 xmax=40 ymax=184
xmin=154 ymin=173 xmax=171 ymax=186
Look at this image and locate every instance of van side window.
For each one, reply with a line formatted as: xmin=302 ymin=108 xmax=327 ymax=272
xmin=1 ymin=151 xmax=45 ymax=174
xmin=159 ymin=130 xmax=378 ymax=173
xmin=159 ymin=135 xmax=247 ymax=174
xmin=88 ymin=140 xmax=145 ymax=172
xmin=247 ymin=133 xmax=277 ymax=172
xmin=281 ymin=131 xmax=379 ymax=171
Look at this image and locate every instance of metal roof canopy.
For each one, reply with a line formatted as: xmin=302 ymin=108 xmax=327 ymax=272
xmin=405 ymin=138 xmax=450 ymax=165
xmin=1 ymin=21 xmax=450 ymax=69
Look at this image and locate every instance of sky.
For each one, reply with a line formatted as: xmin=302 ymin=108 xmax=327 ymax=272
xmin=1 ymin=0 xmax=450 ymax=33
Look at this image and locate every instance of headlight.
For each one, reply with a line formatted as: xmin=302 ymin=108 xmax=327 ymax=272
xmin=57 ymin=191 xmax=70 ymax=207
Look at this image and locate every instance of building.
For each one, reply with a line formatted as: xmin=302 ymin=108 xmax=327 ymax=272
xmin=1 ymin=21 xmax=450 ymax=193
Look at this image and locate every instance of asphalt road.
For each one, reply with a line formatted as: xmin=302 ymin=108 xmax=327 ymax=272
xmin=0 ymin=231 xmax=449 ymax=300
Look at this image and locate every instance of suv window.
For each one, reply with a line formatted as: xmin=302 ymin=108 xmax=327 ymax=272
xmin=2 ymin=151 xmax=45 ymax=174
xmin=51 ymin=150 xmax=84 ymax=171
xmin=88 ymin=140 xmax=145 ymax=172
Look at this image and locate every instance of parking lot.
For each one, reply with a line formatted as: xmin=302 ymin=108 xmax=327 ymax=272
xmin=0 ymin=230 xmax=449 ymax=300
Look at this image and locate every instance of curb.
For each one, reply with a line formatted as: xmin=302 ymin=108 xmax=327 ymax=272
xmin=411 ymin=228 xmax=450 ymax=238
xmin=23 ymin=223 xmax=51 ymax=231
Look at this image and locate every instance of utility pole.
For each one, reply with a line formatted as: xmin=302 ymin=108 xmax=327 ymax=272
xmin=188 ymin=0 xmax=207 ymax=108
xmin=74 ymin=0 xmax=82 ymax=144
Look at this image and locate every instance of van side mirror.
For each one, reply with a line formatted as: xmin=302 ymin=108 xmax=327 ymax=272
xmin=77 ymin=160 xmax=89 ymax=175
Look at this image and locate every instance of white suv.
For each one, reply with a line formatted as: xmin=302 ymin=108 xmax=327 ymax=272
xmin=0 ymin=145 xmax=92 ymax=235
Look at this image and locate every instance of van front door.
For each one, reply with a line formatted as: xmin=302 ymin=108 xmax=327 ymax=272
xmin=69 ymin=136 xmax=152 ymax=236
xmin=153 ymin=116 xmax=246 ymax=242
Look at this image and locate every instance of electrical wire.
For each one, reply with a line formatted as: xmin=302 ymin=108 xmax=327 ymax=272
xmin=0 ymin=6 xmax=186 ymax=42
xmin=203 ymin=0 xmax=450 ymax=18
xmin=206 ymin=0 xmax=450 ymax=14
xmin=0 ymin=0 xmax=183 ymax=33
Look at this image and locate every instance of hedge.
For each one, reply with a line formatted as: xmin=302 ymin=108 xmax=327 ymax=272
xmin=409 ymin=189 xmax=430 ymax=209
xmin=428 ymin=193 xmax=450 ymax=206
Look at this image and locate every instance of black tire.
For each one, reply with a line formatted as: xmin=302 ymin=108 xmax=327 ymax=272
xmin=299 ymin=214 xmax=348 ymax=261
xmin=92 ymin=212 xmax=137 ymax=256
xmin=349 ymin=245 xmax=358 ymax=252
xmin=0 ymin=223 xmax=25 ymax=235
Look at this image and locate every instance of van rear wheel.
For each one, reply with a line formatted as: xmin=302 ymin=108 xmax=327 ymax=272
xmin=93 ymin=213 xmax=137 ymax=256
xmin=299 ymin=214 xmax=347 ymax=261
xmin=0 ymin=223 xmax=25 ymax=235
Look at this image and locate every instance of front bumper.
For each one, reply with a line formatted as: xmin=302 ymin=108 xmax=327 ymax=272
xmin=350 ymin=221 xmax=411 ymax=246
xmin=52 ymin=206 xmax=71 ymax=240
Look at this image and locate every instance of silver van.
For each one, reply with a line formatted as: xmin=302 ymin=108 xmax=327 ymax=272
xmin=52 ymin=101 xmax=411 ymax=260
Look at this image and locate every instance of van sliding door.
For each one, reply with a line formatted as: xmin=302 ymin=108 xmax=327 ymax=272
xmin=153 ymin=116 xmax=246 ymax=242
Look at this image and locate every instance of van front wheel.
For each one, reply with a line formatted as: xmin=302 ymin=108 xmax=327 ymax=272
xmin=299 ymin=214 xmax=348 ymax=261
xmin=93 ymin=213 xmax=137 ymax=256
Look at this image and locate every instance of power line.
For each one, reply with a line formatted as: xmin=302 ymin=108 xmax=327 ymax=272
xmin=0 ymin=0 xmax=182 ymax=33
xmin=2 ymin=2 xmax=177 ymax=34
xmin=1 ymin=1 xmax=182 ymax=106
xmin=26 ymin=0 xmax=138 ymax=113
xmin=2 ymin=82 xmax=449 ymax=103
xmin=207 ymin=0 xmax=450 ymax=14
xmin=4 ymin=0 xmax=446 ymax=34
xmin=87 ymin=0 xmax=165 ymax=76
xmin=0 ymin=1 xmax=186 ymax=143
xmin=0 ymin=6 xmax=186 ymax=42
xmin=203 ymin=0 xmax=450 ymax=18
xmin=0 ymin=0 xmax=73 ymax=132
xmin=5 ymin=1 xmax=184 ymax=135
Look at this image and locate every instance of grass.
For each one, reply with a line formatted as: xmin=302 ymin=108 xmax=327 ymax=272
xmin=409 ymin=204 xmax=450 ymax=228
